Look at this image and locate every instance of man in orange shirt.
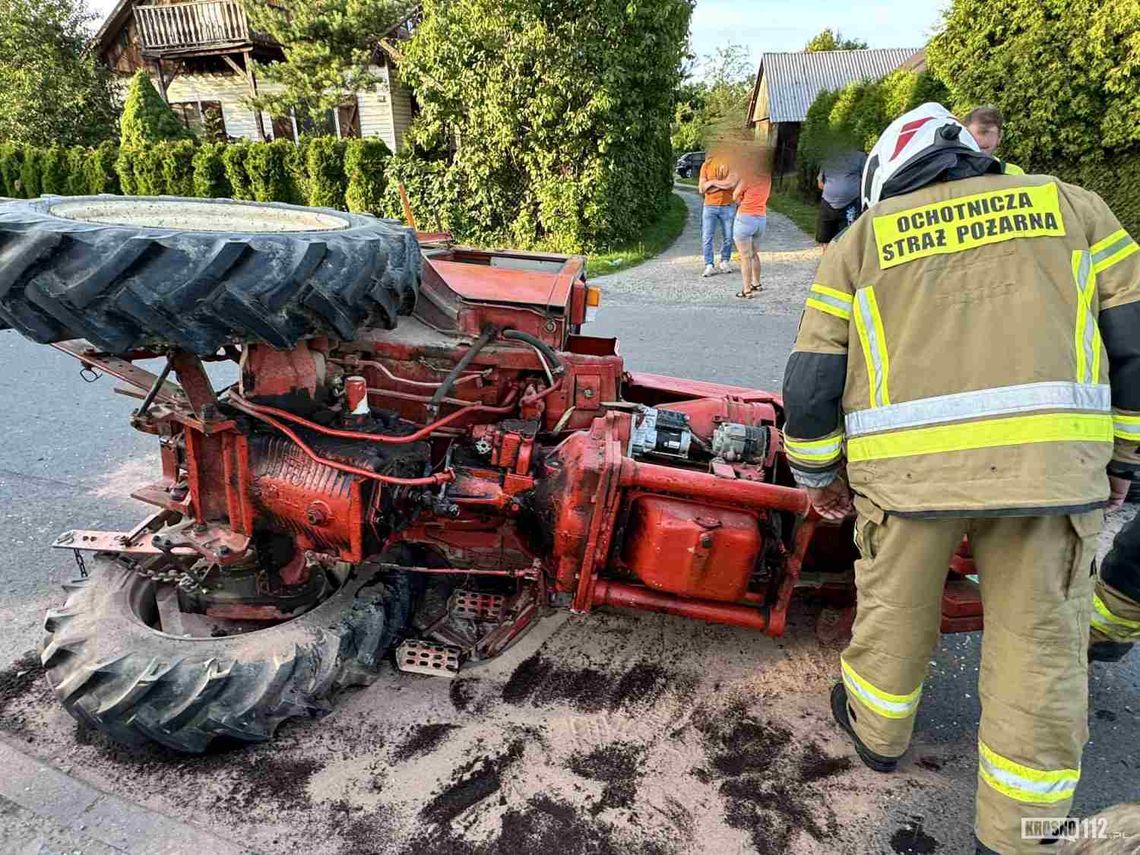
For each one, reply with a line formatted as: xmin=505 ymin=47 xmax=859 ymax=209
xmin=698 ymin=149 xmax=738 ymax=277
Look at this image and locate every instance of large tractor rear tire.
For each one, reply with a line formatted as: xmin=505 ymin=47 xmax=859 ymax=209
xmin=41 ymin=557 xmax=412 ymax=753
xmin=0 ymin=195 xmax=420 ymax=355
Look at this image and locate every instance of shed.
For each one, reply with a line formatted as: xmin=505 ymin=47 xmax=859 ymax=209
xmin=746 ymin=48 xmax=920 ymax=175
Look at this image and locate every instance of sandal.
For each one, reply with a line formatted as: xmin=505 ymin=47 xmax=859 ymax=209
xmin=735 ymin=288 xmax=754 ymax=299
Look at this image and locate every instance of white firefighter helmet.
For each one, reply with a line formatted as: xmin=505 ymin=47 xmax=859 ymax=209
xmin=861 ymin=102 xmax=996 ymax=209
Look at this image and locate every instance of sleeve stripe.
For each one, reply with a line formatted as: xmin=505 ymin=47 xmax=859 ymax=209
xmin=810 ymin=283 xmax=854 ymax=304
xmin=806 ymin=298 xmax=852 ymax=320
xmin=1093 ymin=238 xmax=1138 ymax=274
xmin=1091 ymin=228 xmax=1129 ymax=255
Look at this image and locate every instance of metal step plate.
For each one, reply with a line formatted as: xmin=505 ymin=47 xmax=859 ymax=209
xmin=450 ymin=591 xmax=506 ymax=622
xmin=396 ymin=639 xmax=462 ymax=678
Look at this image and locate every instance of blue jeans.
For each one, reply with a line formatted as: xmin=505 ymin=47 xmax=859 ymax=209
xmin=702 ymin=203 xmax=737 ymax=265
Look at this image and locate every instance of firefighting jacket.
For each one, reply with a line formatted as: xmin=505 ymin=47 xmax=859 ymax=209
xmin=782 ymin=172 xmax=1140 ymax=516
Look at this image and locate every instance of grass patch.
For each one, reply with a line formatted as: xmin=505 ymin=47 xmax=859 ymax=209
xmin=588 ymin=193 xmax=688 ymax=277
xmin=675 ymin=175 xmax=698 ymax=187
xmin=767 ymin=186 xmax=818 ymax=238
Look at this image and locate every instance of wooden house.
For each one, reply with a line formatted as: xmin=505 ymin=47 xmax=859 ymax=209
xmin=94 ymin=0 xmax=416 ymax=149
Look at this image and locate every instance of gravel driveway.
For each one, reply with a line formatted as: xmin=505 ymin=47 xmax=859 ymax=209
xmin=599 ymin=187 xmax=822 ymax=316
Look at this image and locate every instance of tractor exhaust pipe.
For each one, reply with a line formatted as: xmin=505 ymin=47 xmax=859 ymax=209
xmin=592 ymin=579 xmax=769 ymax=631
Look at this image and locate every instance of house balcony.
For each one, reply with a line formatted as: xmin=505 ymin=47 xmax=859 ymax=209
xmin=134 ymin=1 xmax=270 ymax=57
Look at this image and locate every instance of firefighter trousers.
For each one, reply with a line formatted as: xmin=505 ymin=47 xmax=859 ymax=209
xmin=1091 ymin=511 xmax=1140 ymax=645
xmin=840 ymin=495 xmax=1101 ymax=855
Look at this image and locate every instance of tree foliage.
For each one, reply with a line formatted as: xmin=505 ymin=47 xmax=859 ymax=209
xmin=927 ymin=0 xmax=1140 ymax=165
xmin=393 ymin=0 xmax=693 ymax=251
xmin=0 ymin=0 xmax=117 ymax=147
xmin=119 ymin=72 xmax=193 ymax=147
xmin=244 ymin=0 xmax=412 ymax=119
xmin=670 ymin=45 xmax=753 ymax=155
xmin=805 ymin=29 xmax=868 ymax=52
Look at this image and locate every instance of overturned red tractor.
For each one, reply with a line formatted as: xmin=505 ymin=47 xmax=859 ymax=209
xmin=0 ymin=196 xmax=982 ymax=752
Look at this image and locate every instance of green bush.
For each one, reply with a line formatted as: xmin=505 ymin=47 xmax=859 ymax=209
xmin=304 ymin=137 xmax=347 ymax=208
xmin=161 ymin=140 xmax=197 ymax=197
xmin=132 ymin=144 xmax=165 ymax=195
xmin=86 ymin=141 xmax=120 ymax=194
xmin=65 ymin=147 xmax=88 ymax=195
xmin=119 ymin=71 xmax=193 ymax=148
xmin=222 ymin=142 xmax=252 ymax=199
xmin=115 ymin=146 xmax=138 ymax=195
xmin=39 ymin=146 xmax=68 ymax=195
xmin=344 ymin=137 xmax=389 ymax=214
xmin=381 ymin=153 xmax=454 ymax=230
xmin=192 ymin=143 xmax=230 ymax=197
xmin=19 ymin=146 xmax=42 ymax=197
xmin=928 ymin=0 xmax=1140 ymax=167
xmin=246 ymin=139 xmax=303 ymax=204
xmin=395 ymin=0 xmax=693 ymax=252
xmin=0 ymin=144 xmax=23 ymax=196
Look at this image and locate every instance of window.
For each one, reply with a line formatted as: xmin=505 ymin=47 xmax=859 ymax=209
xmin=336 ymin=98 xmax=361 ymax=139
xmin=271 ymin=114 xmax=296 ymax=142
xmin=168 ymin=101 xmax=225 ymax=141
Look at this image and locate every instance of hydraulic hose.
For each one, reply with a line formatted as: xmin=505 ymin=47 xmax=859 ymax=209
xmin=502 ymin=329 xmax=566 ymax=376
xmin=428 ymin=325 xmax=498 ymax=416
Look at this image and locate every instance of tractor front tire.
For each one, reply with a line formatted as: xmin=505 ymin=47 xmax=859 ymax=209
xmin=0 ymin=195 xmax=420 ymax=355
xmin=41 ymin=557 xmax=412 ymax=753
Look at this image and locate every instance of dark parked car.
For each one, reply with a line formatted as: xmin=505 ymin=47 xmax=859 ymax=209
xmin=675 ymin=151 xmax=705 ymax=179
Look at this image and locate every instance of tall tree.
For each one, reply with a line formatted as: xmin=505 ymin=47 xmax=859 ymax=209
xmin=804 ymin=28 xmax=869 ymax=52
xmin=243 ymin=0 xmax=413 ymax=120
xmin=0 ymin=0 xmax=117 ymax=147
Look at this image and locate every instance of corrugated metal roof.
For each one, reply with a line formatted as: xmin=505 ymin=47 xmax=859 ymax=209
xmin=757 ymin=49 xmax=920 ymax=123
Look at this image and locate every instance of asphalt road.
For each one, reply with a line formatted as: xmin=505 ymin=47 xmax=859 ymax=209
xmin=0 ymin=201 xmax=1135 ymax=853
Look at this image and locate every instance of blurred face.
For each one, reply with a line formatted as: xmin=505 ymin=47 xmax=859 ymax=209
xmin=966 ymin=121 xmax=1002 ymax=157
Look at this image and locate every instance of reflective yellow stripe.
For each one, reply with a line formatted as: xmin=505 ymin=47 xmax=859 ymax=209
xmin=785 ymin=430 xmax=843 ymax=465
xmin=806 ymin=284 xmax=853 ymax=320
xmin=1072 ymin=251 xmax=1101 ymax=384
xmin=810 ymin=284 xmax=854 ymax=304
xmin=854 ymin=286 xmax=890 ymax=408
xmin=1002 ymin=161 xmax=1026 ymax=175
xmin=1091 ymin=229 xmax=1139 ymax=274
xmin=840 ymin=658 xmax=921 ymax=720
xmin=978 ymin=740 xmax=1079 ymax=805
xmin=1115 ymin=413 xmax=1140 ymax=441
xmin=1092 ymin=592 xmax=1140 ymax=640
xmin=847 ymin=413 xmax=1114 ymax=462
xmin=806 ymin=298 xmax=851 ymax=320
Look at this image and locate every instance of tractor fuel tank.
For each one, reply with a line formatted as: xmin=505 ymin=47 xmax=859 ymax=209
xmin=620 ymin=497 xmax=761 ymax=602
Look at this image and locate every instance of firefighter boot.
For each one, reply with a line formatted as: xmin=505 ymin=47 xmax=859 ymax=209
xmin=829 ymin=682 xmax=898 ymax=772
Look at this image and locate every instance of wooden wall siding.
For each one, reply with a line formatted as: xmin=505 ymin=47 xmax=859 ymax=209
xmin=166 ymin=73 xmax=272 ymax=139
xmin=388 ymin=66 xmax=414 ymax=152
xmin=164 ymin=72 xmax=399 ymax=146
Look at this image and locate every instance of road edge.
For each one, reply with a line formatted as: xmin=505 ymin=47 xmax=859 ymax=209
xmin=0 ymin=732 xmax=252 ymax=855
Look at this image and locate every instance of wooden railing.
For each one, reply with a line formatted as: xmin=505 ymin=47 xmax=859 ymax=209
xmin=135 ymin=1 xmax=251 ymax=53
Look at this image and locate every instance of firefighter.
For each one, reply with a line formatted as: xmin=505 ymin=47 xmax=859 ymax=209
xmin=963 ymin=105 xmax=1025 ymax=175
xmin=781 ymin=103 xmax=1140 ymax=855
xmin=1090 ymin=511 xmax=1140 ymax=661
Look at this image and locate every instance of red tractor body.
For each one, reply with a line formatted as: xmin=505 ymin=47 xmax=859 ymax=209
xmin=54 ymin=239 xmax=984 ymax=664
